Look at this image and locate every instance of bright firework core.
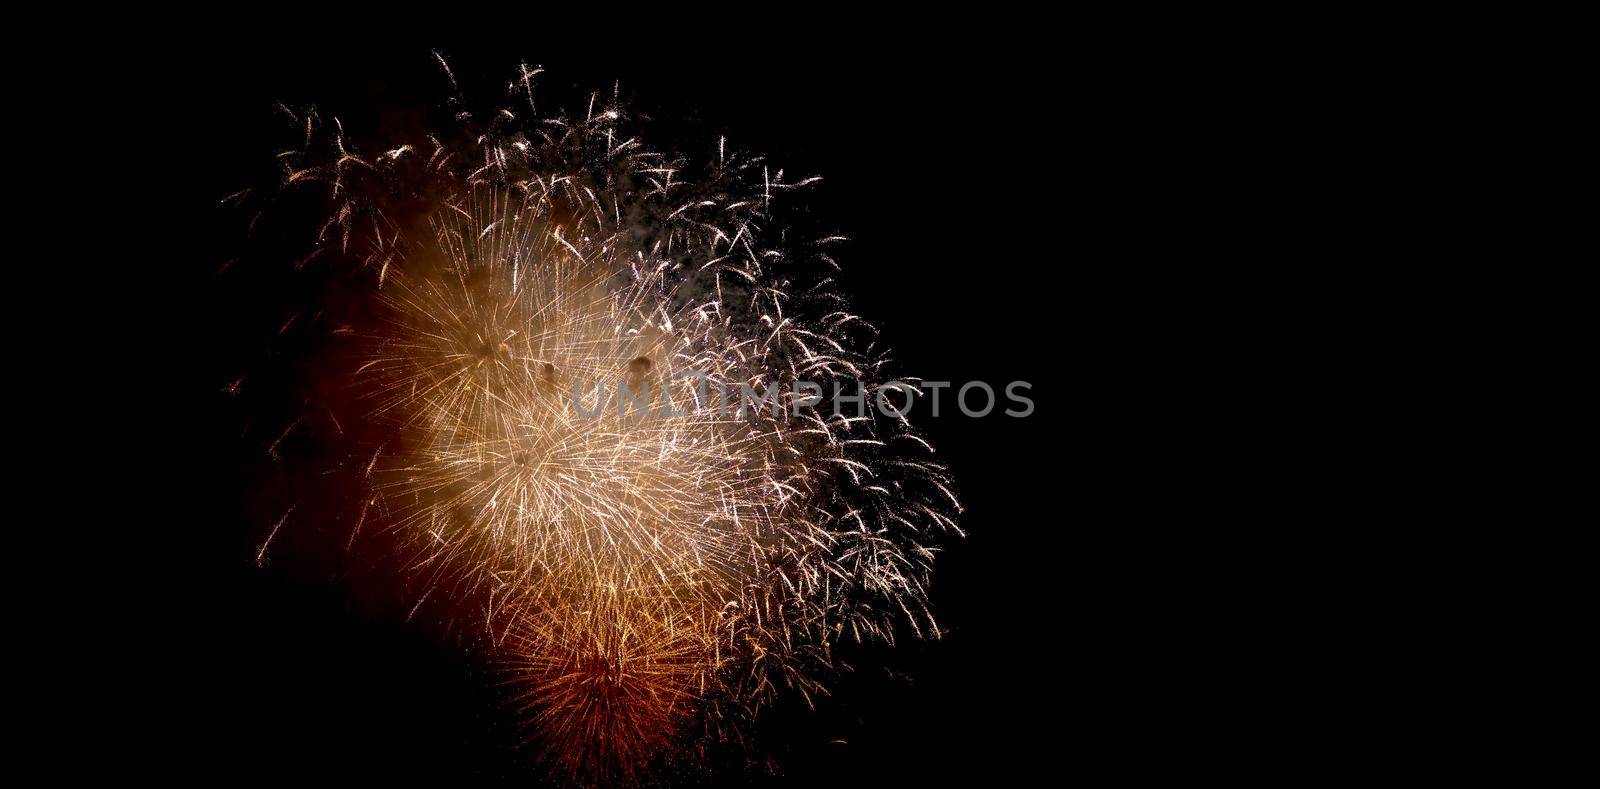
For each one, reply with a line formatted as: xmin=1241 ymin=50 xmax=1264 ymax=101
xmin=236 ymin=59 xmax=960 ymax=784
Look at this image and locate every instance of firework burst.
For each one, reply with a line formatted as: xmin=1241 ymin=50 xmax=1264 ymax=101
xmin=230 ymin=56 xmax=960 ymax=784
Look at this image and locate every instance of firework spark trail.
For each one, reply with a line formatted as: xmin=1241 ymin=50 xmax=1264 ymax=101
xmin=236 ymin=56 xmax=961 ymax=784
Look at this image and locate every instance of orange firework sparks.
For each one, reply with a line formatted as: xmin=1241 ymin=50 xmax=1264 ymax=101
xmin=230 ymin=55 xmax=961 ymax=785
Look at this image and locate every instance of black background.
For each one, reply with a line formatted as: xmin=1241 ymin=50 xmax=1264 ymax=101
xmin=155 ymin=37 xmax=1186 ymax=784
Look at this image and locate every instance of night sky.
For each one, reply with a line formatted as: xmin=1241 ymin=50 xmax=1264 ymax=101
xmin=156 ymin=39 xmax=1149 ymax=784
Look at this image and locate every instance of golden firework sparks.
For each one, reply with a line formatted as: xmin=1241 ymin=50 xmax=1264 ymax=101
xmin=232 ymin=55 xmax=960 ymax=785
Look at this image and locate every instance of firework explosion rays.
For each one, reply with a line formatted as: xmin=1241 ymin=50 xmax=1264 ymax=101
xmin=232 ymin=57 xmax=961 ymax=784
